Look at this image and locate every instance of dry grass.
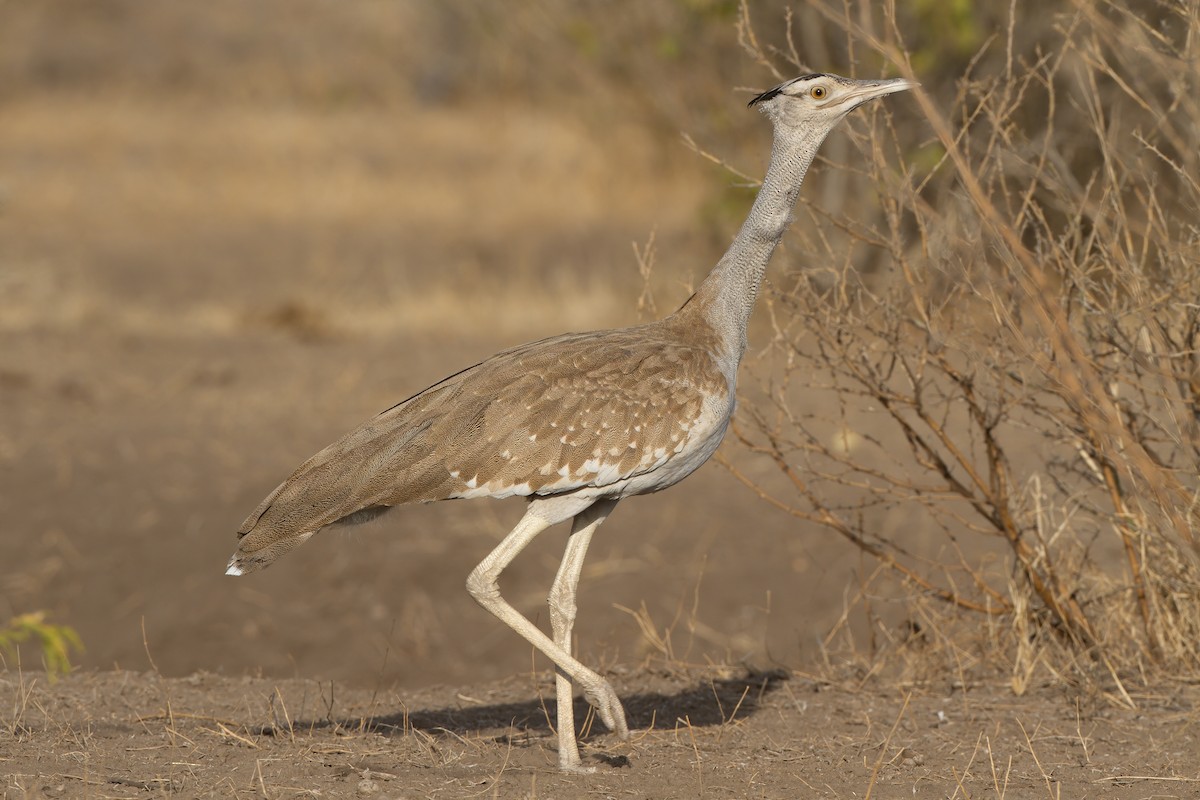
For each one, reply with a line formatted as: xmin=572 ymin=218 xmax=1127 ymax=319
xmin=0 ymin=95 xmax=703 ymax=343
xmin=6 ymin=588 xmax=1200 ymax=797
xmin=723 ymin=0 xmax=1200 ymax=697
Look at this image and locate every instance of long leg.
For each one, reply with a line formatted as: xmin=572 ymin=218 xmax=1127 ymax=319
xmin=465 ymin=497 xmax=629 ymax=769
xmin=547 ymin=498 xmax=618 ymax=770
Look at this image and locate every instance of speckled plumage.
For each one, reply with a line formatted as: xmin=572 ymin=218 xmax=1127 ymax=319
xmin=226 ymin=72 xmax=913 ymax=772
xmin=233 ymin=315 xmax=728 ymax=571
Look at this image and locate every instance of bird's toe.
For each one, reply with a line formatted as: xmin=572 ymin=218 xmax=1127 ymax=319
xmin=583 ymin=680 xmax=630 ymax=739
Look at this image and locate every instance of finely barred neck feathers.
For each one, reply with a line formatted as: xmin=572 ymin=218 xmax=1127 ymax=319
xmin=682 ymin=73 xmax=914 ymax=373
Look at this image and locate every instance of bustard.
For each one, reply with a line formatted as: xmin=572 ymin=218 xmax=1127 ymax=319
xmin=227 ymin=73 xmax=912 ymax=771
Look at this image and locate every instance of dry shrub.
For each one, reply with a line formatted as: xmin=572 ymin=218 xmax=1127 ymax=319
xmin=726 ymin=1 xmax=1200 ymax=698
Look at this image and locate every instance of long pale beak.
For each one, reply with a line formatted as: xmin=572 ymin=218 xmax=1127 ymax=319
xmin=837 ymin=77 xmax=917 ymax=110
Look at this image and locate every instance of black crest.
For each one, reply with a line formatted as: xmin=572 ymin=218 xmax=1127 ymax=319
xmin=748 ymin=73 xmax=828 ymax=107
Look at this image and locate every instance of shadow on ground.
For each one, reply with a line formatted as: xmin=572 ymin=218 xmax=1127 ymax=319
xmin=265 ymin=669 xmax=790 ymax=745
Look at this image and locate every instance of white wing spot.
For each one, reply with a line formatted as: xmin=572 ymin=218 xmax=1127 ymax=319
xmin=594 ymin=462 xmax=622 ymax=484
xmin=454 ymin=480 xmax=534 ymax=500
xmin=529 ymin=434 xmax=537 ymax=442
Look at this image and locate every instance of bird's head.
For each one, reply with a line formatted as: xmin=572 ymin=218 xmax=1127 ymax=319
xmin=749 ymin=73 xmax=914 ymax=130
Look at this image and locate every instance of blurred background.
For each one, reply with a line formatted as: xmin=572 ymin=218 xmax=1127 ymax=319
xmin=0 ymin=0 xmax=1022 ymax=686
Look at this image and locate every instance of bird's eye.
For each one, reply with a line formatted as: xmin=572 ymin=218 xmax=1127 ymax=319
xmin=810 ymin=86 xmax=827 ymax=99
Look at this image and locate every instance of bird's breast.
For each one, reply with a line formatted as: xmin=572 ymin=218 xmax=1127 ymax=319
xmin=594 ymin=384 xmax=733 ymax=499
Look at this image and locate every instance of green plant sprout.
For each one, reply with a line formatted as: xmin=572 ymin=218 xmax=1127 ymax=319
xmin=0 ymin=612 xmax=83 ymax=681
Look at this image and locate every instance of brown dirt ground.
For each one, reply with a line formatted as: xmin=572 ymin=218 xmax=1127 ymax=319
xmin=4 ymin=3 xmax=1200 ymax=798
xmin=6 ymin=668 xmax=1200 ymax=799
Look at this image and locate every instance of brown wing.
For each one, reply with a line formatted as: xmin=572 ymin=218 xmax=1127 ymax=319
xmin=231 ymin=320 xmax=727 ymax=572
xmin=431 ymin=326 xmax=728 ymax=499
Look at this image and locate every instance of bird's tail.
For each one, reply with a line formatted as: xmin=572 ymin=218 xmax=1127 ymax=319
xmin=224 ymin=377 xmax=451 ymax=578
xmin=225 ymin=503 xmax=394 ymax=575
xmin=225 ymin=528 xmax=316 ymax=576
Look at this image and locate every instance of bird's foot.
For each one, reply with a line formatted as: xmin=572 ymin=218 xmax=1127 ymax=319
xmin=581 ymin=678 xmax=630 ymax=740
